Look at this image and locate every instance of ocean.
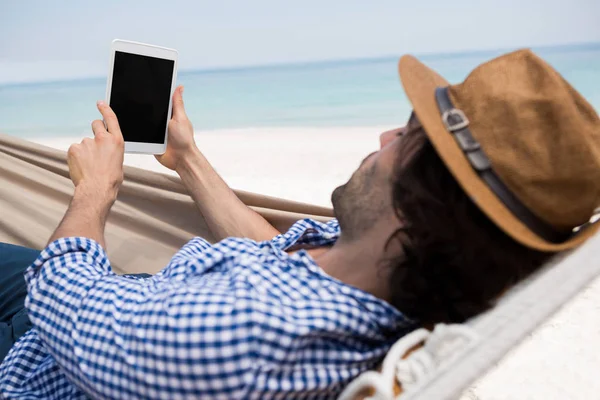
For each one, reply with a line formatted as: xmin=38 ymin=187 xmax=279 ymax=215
xmin=0 ymin=43 xmax=599 ymax=139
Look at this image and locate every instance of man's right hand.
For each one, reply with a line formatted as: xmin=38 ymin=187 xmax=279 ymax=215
xmin=155 ymin=85 xmax=198 ymax=171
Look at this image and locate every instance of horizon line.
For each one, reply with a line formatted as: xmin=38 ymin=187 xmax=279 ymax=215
xmin=2 ymin=40 xmax=599 ymax=88
xmin=183 ymin=40 xmax=600 ymax=75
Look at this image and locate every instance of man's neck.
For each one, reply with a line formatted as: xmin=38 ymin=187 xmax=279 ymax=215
xmin=310 ymin=237 xmax=394 ymax=303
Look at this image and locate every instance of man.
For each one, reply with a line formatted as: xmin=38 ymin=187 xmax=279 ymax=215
xmin=1 ymin=49 xmax=599 ymax=399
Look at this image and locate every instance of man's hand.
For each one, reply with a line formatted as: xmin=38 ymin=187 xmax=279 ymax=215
xmin=157 ymin=86 xmax=280 ymax=241
xmin=49 ymin=101 xmax=125 ymax=248
xmin=155 ymin=85 xmax=198 ymax=171
xmin=68 ymin=101 xmax=125 ymax=202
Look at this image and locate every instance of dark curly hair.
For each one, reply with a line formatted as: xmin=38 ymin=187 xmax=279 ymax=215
xmin=388 ymin=127 xmax=554 ymax=325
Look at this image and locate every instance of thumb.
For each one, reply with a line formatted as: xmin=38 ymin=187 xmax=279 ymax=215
xmin=171 ymin=85 xmax=187 ymax=120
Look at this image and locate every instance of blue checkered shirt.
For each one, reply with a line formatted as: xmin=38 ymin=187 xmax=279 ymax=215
xmin=0 ymin=218 xmax=415 ymax=399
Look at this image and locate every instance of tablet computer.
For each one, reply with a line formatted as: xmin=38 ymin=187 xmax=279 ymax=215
xmin=105 ymin=39 xmax=178 ymax=154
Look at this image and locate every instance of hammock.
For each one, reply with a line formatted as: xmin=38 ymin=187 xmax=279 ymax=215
xmin=2 ymin=133 xmax=598 ymax=399
xmin=0 ymin=133 xmax=333 ymax=274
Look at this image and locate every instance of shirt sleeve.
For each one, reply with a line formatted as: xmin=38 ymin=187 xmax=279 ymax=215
xmin=25 ymin=237 xmax=256 ymax=399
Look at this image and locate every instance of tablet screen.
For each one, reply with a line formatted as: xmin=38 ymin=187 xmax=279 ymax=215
xmin=110 ymin=51 xmax=174 ymax=144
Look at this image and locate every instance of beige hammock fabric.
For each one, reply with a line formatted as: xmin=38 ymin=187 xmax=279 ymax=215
xmin=0 ymin=133 xmax=334 ymax=275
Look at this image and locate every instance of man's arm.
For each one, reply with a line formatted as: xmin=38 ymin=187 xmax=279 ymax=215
xmin=48 ymin=186 xmax=114 ymax=247
xmin=48 ymin=100 xmax=124 ymax=246
xmin=156 ymin=86 xmax=280 ymax=241
xmin=175 ymin=147 xmax=280 ymax=241
xmin=26 ymin=100 xmax=261 ymax=398
xmin=25 ymin=237 xmax=257 ymax=398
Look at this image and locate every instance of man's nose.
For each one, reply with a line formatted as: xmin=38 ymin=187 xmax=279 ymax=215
xmin=379 ymin=127 xmax=405 ymax=149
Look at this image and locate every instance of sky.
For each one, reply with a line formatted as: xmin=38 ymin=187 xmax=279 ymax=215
xmin=1 ymin=0 xmax=599 ymax=84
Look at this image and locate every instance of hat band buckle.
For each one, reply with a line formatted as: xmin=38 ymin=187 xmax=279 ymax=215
xmin=434 ymin=87 xmax=572 ymax=243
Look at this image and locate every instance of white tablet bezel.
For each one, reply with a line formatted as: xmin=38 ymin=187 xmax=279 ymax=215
xmin=106 ymin=39 xmax=178 ymax=154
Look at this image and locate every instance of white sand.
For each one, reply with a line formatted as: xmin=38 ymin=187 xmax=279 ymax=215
xmin=33 ymin=128 xmax=600 ymax=399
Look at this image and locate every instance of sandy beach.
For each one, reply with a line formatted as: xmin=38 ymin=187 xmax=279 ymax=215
xmin=32 ymin=128 xmax=600 ymax=399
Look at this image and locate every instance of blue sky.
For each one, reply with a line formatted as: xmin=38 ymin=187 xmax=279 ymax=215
xmin=1 ymin=0 xmax=599 ymax=84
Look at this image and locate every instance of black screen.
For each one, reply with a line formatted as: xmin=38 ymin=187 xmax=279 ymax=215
xmin=110 ymin=51 xmax=174 ymax=143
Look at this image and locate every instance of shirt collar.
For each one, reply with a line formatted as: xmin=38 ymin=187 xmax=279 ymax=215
xmin=271 ymin=218 xmax=340 ymax=250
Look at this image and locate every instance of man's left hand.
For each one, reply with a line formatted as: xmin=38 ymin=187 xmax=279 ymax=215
xmin=68 ymin=101 xmax=125 ymax=202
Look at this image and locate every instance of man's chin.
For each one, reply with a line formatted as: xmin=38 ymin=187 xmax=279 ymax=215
xmin=331 ymin=185 xmax=345 ymax=211
xmin=332 ymin=185 xmax=352 ymax=229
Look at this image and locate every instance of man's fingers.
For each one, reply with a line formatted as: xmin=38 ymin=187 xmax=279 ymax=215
xmin=67 ymin=143 xmax=78 ymax=157
xmin=97 ymin=101 xmax=124 ymax=141
xmin=91 ymin=120 xmax=108 ymax=137
xmin=171 ymin=85 xmax=187 ymax=120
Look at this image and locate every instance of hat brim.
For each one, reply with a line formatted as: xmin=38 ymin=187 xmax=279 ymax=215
xmin=398 ymin=55 xmax=599 ymax=252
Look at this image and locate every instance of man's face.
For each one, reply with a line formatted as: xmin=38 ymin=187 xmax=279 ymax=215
xmin=332 ymin=114 xmax=420 ymax=240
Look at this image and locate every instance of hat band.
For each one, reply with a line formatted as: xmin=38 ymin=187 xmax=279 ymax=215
xmin=434 ymin=87 xmax=572 ymax=244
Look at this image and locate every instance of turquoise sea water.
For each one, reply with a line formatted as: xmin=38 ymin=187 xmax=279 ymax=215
xmin=0 ymin=43 xmax=599 ymax=139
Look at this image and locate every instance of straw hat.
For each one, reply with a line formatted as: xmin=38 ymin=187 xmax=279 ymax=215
xmin=398 ymin=49 xmax=600 ymax=251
